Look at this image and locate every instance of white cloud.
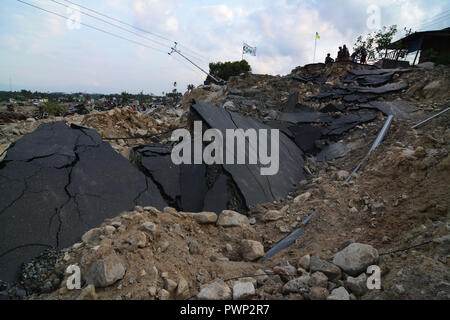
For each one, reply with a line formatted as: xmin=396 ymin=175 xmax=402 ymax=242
xmin=198 ymin=5 xmax=235 ymax=23
xmin=132 ymin=0 xmax=180 ymax=34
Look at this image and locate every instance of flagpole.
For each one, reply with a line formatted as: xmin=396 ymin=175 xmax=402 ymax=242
xmin=314 ymin=34 xmax=317 ymax=63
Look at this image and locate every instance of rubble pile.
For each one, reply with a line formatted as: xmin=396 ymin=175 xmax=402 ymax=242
xmin=0 ymin=61 xmax=449 ymax=300
xmin=80 ymin=108 xmax=182 ymax=158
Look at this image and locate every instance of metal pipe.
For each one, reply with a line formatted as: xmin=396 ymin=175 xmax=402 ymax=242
xmin=345 ymin=115 xmax=394 ymax=183
xmin=411 ymin=107 xmax=450 ymax=129
xmin=261 ymin=212 xmax=315 ymax=263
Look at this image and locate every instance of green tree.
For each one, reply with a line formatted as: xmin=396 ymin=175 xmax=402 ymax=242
xmin=120 ymin=91 xmax=131 ymax=104
xmin=354 ymin=25 xmax=399 ymax=61
xmin=41 ymin=101 xmax=66 ymax=116
xmin=208 ymin=60 xmax=251 ymax=82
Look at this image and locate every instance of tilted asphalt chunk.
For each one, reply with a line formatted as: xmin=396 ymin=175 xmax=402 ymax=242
xmin=192 ymin=100 xmax=305 ymax=208
xmin=0 ymin=122 xmax=166 ymax=283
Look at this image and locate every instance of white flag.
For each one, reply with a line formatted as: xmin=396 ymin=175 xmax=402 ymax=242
xmin=243 ymin=43 xmax=257 ymax=56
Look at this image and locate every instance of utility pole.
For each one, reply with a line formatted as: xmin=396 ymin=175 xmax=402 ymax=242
xmin=9 ymin=76 xmax=12 ymax=92
xmin=169 ymin=43 xmax=222 ymax=83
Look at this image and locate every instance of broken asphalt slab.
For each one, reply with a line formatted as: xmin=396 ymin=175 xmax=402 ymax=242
xmin=0 ymin=122 xmax=166 ymax=283
xmin=359 ymin=100 xmax=420 ymax=120
xmin=309 ymin=82 xmax=408 ymax=102
xmin=133 ymin=101 xmax=306 ymax=212
xmin=132 ymin=101 xmax=307 ymax=213
xmin=191 ymin=101 xmax=306 ymax=208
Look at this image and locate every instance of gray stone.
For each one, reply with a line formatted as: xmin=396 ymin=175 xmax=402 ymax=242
xmin=345 ymin=273 xmax=368 ymax=297
xmin=298 ymin=254 xmax=311 ymax=271
xmin=87 ymin=255 xmax=126 ymax=288
xmin=263 ymin=210 xmax=283 ymax=222
xmin=283 ymin=275 xmax=310 ymax=294
xmin=233 ymin=281 xmax=256 ymax=300
xmin=310 ymin=256 xmax=341 ymax=280
xmin=76 ymin=284 xmax=97 ymax=300
xmin=309 ymin=271 xmax=328 ymax=288
xmin=333 ymin=243 xmax=379 ymax=276
xmin=82 ymin=228 xmax=102 ymax=244
xmin=164 ymin=278 xmax=178 ymax=294
xmin=188 ymin=241 xmax=199 ymax=255
xmin=240 ymin=240 xmax=265 ymax=262
xmin=176 ymin=277 xmax=190 ymax=300
xmin=158 ymin=289 xmax=170 ymax=300
xmin=327 ymin=287 xmax=350 ymax=300
xmin=140 ymin=222 xmax=157 ymax=233
xmin=394 ymin=284 xmax=405 ymax=295
xmin=197 ymin=280 xmax=231 ymax=300
xmin=181 ymin=212 xmax=218 ymax=224
xmin=309 ymin=287 xmax=329 ymax=300
xmin=217 ymin=210 xmax=249 ymax=227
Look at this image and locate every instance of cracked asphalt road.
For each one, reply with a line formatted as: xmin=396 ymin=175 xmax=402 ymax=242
xmin=0 ymin=122 xmax=166 ymax=283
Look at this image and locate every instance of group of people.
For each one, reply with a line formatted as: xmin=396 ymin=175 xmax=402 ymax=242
xmin=325 ymin=45 xmax=367 ymax=64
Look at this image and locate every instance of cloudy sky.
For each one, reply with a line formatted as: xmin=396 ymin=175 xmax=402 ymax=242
xmin=0 ymin=0 xmax=449 ymax=94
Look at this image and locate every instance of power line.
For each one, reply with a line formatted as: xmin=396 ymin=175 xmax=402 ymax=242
xmin=410 ymin=10 xmax=450 ymax=30
xmin=49 ymin=0 xmax=170 ymax=49
xmin=16 ymin=0 xmax=168 ymax=54
xmin=16 ymin=0 xmax=214 ymax=86
xmin=61 ymin=0 xmax=209 ymax=62
xmin=417 ymin=14 xmax=450 ymax=31
xmin=62 ymin=0 xmax=175 ymax=43
xmin=410 ymin=9 xmax=450 ymax=28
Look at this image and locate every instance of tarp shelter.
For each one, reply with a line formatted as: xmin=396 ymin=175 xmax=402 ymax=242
xmin=388 ymin=27 xmax=450 ymax=65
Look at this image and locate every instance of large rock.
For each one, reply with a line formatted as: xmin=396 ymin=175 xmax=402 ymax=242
xmin=86 ymin=254 xmax=126 ymax=288
xmin=0 ymin=122 xmax=166 ymax=283
xmin=240 ymin=240 xmax=265 ymax=262
xmin=197 ymin=280 xmax=231 ymax=300
xmin=217 ymin=210 xmax=249 ymax=228
xmin=333 ymin=243 xmax=379 ymax=276
xmin=310 ymin=256 xmax=342 ymax=280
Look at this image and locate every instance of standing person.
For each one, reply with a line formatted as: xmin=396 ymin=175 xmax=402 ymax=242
xmin=336 ymin=47 xmax=343 ymax=62
xmin=325 ymin=53 xmax=334 ymax=64
xmin=360 ymin=47 xmax=368 ymax=64
xmin=351 ymin=50 xmax=359 ymax=63
xmin=343 ymin=45 xmax=350 ymax=61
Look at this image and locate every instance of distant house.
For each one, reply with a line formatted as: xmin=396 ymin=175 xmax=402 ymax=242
xmin=387 ymin=27 xmax=450 ymax=65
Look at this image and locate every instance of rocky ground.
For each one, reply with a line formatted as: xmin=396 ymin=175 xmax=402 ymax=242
xmin=0 ymin=61 xmax=449 ymax=300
